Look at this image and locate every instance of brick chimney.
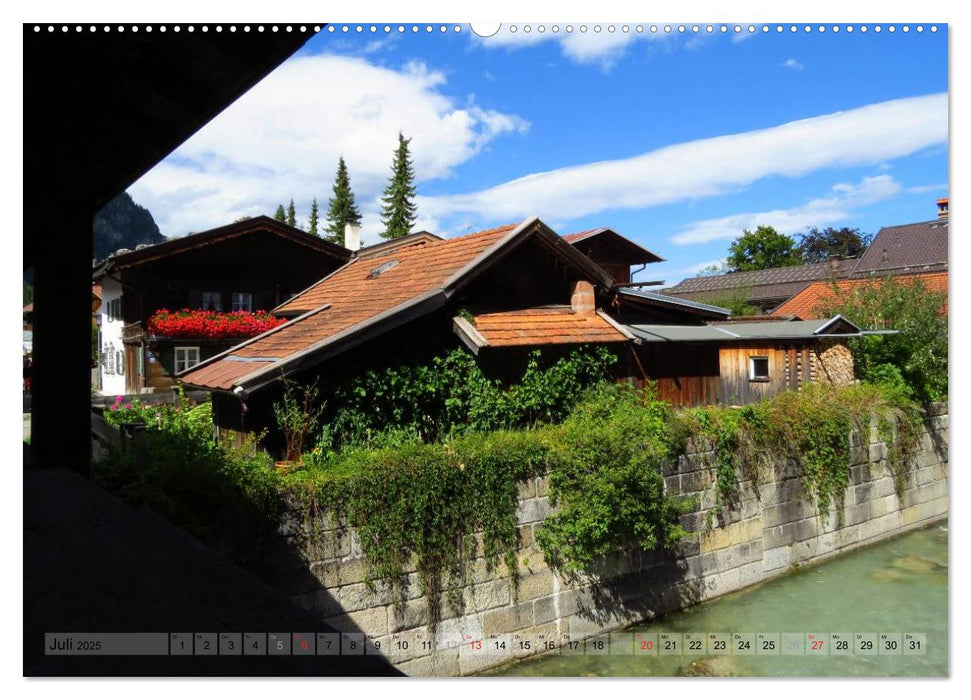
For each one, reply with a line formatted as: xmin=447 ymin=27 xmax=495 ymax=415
xmin=937 ymin=197 xmax=948 ymax=219
xmin=344 ymin=222 xmax=361 ymax=251
xmin=571 ymin=280 xmax=596 ymax=315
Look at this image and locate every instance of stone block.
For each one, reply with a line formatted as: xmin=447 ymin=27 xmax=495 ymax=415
xmin=871 ymin=477 xmax=899 ymax=500
xmin=470 ymin=579 xmax=511 ymax=612
xmin=792 ymin=517 xmax=818 ymax=543
xmin=516 ymin=497 xmax=552 ymax=524
xmin=516 ymin=480 xmax=535 ymax=500
xmin=399 ymin=648 xmax=461 ymax=677
xmin=738 ymin=561 xmax=763 ymax=588
xmin=481 ymin=601 xmax=534 ymax=636
xmin=713 ymin=544 xmax=749 ymax=573
xmin=849 ymin=441 xmax=870 ymax=466
xmin=566 ymin=613 xmax=612 ymax=638
xmin=762 ymin=546 xmax=789 ymax=572
xmin=680 ymin=469 xmax=709 ymax=493
xmin=843 ymin=502 xmax=870 ymax=527
xmin=764 ymin=523 xmax=795 ymax=550
xmin=308 ymin=560 xmax=342 ymax=588
xmin=533 ymin=594 xmax=559 ymax=626
xmin=388 ymin=598 xmax=429 ymax=632
xmin=789 ymin=536 xmax=818 ymax=564
xmin=338 ymin=580 xmax=394 ymax=612
xmin=758 ymin=482 xmax=784 ymax=506
xmin=535 ymin=476 xmax=550 ymax=497
xmin=702 ymin=566 xmax=741 ymax=599
xmin=324 ymin=605 xmax=390 ymax=637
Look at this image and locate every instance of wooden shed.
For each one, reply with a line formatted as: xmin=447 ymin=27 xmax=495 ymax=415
xmin=626 ymin=316 xmax=863 ymax=406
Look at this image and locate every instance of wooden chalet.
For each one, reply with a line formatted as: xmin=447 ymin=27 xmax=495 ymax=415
xmin=92 ymin=216 xmax=350 ymax=395
xmin=178 ymin=216 xmax=870 ymax=452
xmin=562 ymin=227 xmax=663 ymax=285
xmin=181 ymin=217 xmax=641 ymax=447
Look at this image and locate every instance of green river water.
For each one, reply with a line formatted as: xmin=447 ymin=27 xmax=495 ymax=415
xmin=487 ymin=521 xmax=948 ymax=677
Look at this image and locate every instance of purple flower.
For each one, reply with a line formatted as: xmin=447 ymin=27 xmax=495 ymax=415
xmin=116 ymin=395 xmax=123 ymax=402
xmin=124 ymin=403 xmax=131 ymax=409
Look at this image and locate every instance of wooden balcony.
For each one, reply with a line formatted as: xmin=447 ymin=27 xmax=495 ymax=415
xmin=121 ymin=322 xmax=146 ymax=343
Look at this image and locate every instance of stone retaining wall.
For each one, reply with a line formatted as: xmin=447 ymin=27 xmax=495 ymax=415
xmin=268 ymin=403 xmax=948 ymax=676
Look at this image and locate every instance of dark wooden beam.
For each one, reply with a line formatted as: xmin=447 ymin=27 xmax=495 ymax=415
xmin=24 ymin=25 xmax=312 ymax=473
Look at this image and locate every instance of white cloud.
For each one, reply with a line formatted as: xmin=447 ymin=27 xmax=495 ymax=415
xmin=907 ymin=183 xmax=949 ymax=194
xmin=670 ymin=175 xmax=902 ymax=245
xmin=782 ymin=58 xmax=804 ymax=71
xmin=472 ymin=25 xmax=670 ymax=69
xmin=420 ymin=93 xmax=946 ymax=226
xmin=128 ymin=54 xmax=529 ymax=240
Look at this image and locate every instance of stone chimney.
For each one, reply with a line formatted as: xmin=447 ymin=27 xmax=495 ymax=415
xmin=344 ymin=222 xmax=361 ymax=251
xmin=937 ymin=197 xmax=948 ymax=219
xmin=571 ymin=280 xmax=596 ymax=315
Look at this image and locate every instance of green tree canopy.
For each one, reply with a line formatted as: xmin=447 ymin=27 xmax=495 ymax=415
xmin=307 ymin=198 xmax=320 ymax=236
xmin=797 ymin=226 xmax=872 ymax=263
xmin=380 ymin=132 xmax=418 ymax=240
xmin=726 ymin=225 xmax=801 ymax=272
xmin=815 ymin=276 xmax=947 ymax=402
xmin=286 ymin=198 xmax=297 ymax=228
xmin=325 ymin=156 xmax=362 ymax=245
xmin=273 ymin=204 xmax=286 ymax=223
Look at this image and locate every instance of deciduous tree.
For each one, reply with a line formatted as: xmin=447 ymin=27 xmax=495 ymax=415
xmin=726 ymin=225 xmax=801 ymax=272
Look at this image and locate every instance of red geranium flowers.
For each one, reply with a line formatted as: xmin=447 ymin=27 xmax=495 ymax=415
xmin=148 ymin=309 xmax=286 ymax=340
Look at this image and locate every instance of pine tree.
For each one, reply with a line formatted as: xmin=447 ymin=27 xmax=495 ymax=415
xmin=307 ymin=198 xmax=320 ymax=236
xmin=286 ymin=198 xmax=297 ymax=228
xmin=379 ymin=132 xmax=418 ymax=240
xmin=273 ymin=204 xmax=286 ymax=222
xmin=324 ymin=156 xmax=362 ymax=245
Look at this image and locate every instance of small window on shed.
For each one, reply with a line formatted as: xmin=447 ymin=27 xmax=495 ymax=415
xmin=749 ymin=356 xmax=770 ymax=381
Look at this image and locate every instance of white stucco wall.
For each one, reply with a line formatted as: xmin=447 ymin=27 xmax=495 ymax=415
xmin=98 ymin=277 xmax=126 ymax=396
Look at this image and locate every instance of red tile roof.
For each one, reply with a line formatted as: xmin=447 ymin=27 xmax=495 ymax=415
xmin=471 ymin=308 xmax=628 ymax=347
xmin=180 ymin=222 xmax=523 ymax=391
xmin=772 ymin=272 xmax=948 ymax=319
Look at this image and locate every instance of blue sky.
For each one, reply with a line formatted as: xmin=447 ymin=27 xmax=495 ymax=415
xmin=129 ymin=23 xmax=948 ymax=286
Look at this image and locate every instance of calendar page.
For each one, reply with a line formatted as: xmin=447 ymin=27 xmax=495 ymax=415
xmin=22 ymin=1 xmax=950 ymax=690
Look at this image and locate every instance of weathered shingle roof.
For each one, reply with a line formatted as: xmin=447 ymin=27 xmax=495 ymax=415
xmin=662 ymin=259 xmax=857 ymax=301
xmin=662 ymin=215 xmax=949 ymax=306
xmin=181 ymin=223 xmax=521 ymax=391
xmin=854 ymin=218 xmax=948 ymax=275
xmin=773 ymin=272 xmax=948 ymax=319
xmin=464 ymin=308 xmax=628 ymax=348
xmin=180 ymin=217 xmax=616 ymax=394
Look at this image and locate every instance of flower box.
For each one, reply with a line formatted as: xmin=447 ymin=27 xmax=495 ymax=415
xmin=147 ymin=308 xmax=286 ymax=340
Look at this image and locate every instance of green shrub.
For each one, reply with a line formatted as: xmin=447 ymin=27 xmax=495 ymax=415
xmin=320 ymin=345 xmax=617 ymax=450
xmin=535 ymin=385 xmax=693 ymax=574
xmin=815 ymin=276 xmax=947 ymax=402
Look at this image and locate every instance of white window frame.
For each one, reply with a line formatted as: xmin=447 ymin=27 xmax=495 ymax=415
xmin=175 ymin=346 xmax=201 ymax=374
xmin=104 ymin=344 xmax=115 ymax=374
xmin=116 ymin=350 xmax=125 ymax=376
xmin=231 ymin=292 xmax=253 ymax=312
xmin=749 ymin=356 xmax=770 ymax=382
xmin=201 ymin=291 xmax=222 ymax=311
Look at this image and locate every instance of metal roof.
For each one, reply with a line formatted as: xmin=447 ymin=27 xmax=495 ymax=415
xmin=618 ymin=288 xmax=731 ymax=316
xmin=628 ymin=315 xmax=861 ymax=343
